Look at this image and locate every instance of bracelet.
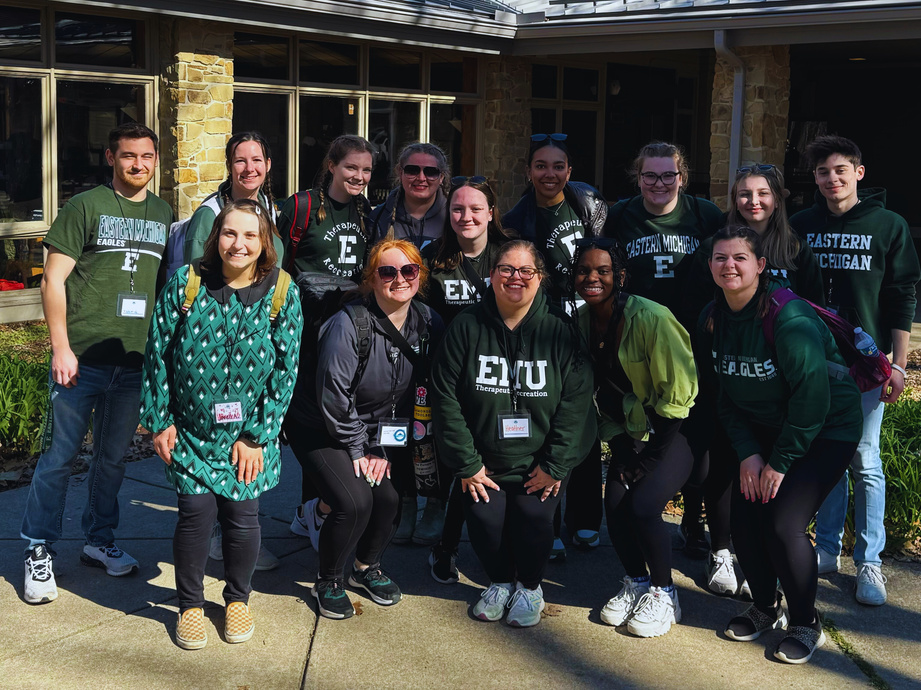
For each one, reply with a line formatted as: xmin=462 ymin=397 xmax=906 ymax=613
xmin=891 ymin=363 xmax=907 ymax=376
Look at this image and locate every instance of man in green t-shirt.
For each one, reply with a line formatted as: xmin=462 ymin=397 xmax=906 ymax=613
xmin=21 ymin=123 xmax=173 ymax=605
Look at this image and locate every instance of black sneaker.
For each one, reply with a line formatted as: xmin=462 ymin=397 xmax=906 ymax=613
xmin=725 ymin=603 xmax=787 ymax=641
xmin=348 ymin=564 xmax=402 ymax=606
xmin=774 ymin=616 xmax=826 ymax=665
xmin=429 ymin=544 xmax=459 ymax=584
xmin=311 ymin=578 xmax=354 ymax=619
xmin=678 ymin=521 xmax=709 ymax=559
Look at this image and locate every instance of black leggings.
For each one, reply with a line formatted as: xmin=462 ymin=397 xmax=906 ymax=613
xmin=732 ymin=435 xmax=855 ymax=626
xmin=605 ymin=434 xmax=692 ymax=587
xmin=174 ymin=493 xmax=260 ymax=612
xmin=702 ymin=423 xmax=736 ymax=552
xmin=463 ymin=475 xmax=568 ymax=589
xmin=286 ymin=425 xmax=402 ymax=581
xmin=553 ymin=438 xmax=603 ymax=538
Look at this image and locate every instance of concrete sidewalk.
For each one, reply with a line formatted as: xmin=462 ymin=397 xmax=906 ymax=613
xmin=1 ymin=450 xmax=919 ymax=689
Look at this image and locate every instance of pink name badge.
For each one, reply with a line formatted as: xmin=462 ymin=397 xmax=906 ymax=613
xmin=213 ymin=401 xmax=243 ymax=424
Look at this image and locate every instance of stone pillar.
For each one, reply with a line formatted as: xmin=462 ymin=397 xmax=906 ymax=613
xmin=158 ymin=19 xmax=234 ymax=218
xmin=482 ymin=56 xmax=532 ymax=212
xmin=709 ymin=45 xmax=790 ymax=207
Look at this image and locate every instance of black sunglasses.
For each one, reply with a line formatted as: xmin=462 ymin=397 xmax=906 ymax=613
xmin=737 ymin=164 xmax=777 ymax=176
xmin=377 ymin=263 xmax=421 ymax=282
xmin=531 ymin=133 xmax=568 ymax=143
xmin=575 ymin=237 xmax=616 ymax=249
xmin=451 ymin=175 xmax=487 ymax=187
xmin=402 ymin=165 xmax=442 ymax=179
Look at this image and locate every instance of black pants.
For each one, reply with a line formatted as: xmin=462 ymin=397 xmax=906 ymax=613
xmin=605 ymin=433 xmax=692 ymax=587
xmin=287 ymin=424 xmax=402 ymax=581
xmin=553 ymin=439 xmax=603 ymax=538
xmin=679 ymin=399 xmax=715 ymax=529
xmin=732 ymin=435 xmax=855 ymax=626
xmin=174 ymin=493 xmax=260 ymax=612
xmin=440 ymin=478 xmax=466 ymax=551
xmin=463 ymin=475 xmax=568 ymax=589
xmin=702 ymin=423 xmax=736 ymax=552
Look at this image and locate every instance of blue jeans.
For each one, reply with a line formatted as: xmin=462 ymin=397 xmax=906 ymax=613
xmin=814 ymin=386 xmax=884 ymax=566
xmin=21 ymin=364 xmax=142 ymax=552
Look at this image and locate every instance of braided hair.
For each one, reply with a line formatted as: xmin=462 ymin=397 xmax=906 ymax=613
xmin=704 ymin=224 xmax=772 ymax=334
xmin=314 ymin=135 xmax=375 ymax=259
xmin=222 ymin=131 xmax=275 ymax=210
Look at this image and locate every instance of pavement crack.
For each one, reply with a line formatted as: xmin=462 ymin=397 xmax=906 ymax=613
xmin=823 ymin=615 xmax=891 ymax=690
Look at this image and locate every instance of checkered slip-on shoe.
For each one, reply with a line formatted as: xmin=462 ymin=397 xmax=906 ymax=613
xmin=175 ymin=607 xmax=207 ymax=650
xmin=225 ymin=602 xmax=255 ymax=644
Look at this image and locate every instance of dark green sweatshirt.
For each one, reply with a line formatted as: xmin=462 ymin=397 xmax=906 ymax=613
xmin=278 ymin=191 xmax=369 ymax=280
xmin=605 ymin=194 xmax=723 ymax=317
xmin=790 ymin=188 xmax=920 ymax=354
xmin=430 ymin=288 xmax=595 ymax=483
xmin=698 ymin=280 xmax=863 ymax=473
xmin=421 ymin=241 xmax=501 ymax=325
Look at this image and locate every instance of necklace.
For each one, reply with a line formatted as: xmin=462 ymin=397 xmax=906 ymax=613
xmin=548 ymin=199 xmax=566 ymax=217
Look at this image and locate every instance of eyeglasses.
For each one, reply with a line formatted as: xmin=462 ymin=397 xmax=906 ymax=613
xmin=451 ymin=175 xmax=487 ymax=187
xmin=377 ymin=263 xmax=421 ymax=282
xmin=402 ymin=165 xmax=441 ymax=179
xmin=531 ymin=133 xmax=568 ymax=143
xmin=495 ymin=264 xmax=539 ymax=280
xmin=736 ymin=164 xmax=777 ymax=176
xmin=640 ymin=171 xmax=680 ymax=186
xmin=575 ymin=237 xmax=616 ymax=249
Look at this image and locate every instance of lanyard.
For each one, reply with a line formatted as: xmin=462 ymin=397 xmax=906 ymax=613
xmin=501 ymin=330 xmax=522 ymax=412
xmin=110 ymin=184 xmax=148 ymax=293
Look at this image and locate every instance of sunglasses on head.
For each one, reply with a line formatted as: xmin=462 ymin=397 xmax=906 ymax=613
xmin=531 ymin=133 xmax=568 ymax=143
xmin=575 ymin=237 xmax=616 ymax=250
xmin=737 ymin=164 xmax=777 ymax=176
xmin=377 ymin=263 xmax=421 ymax=282
xmin=451 ymin=175 xmax=487 ymax=187
xmin=402 ymin=165 xmax=442 ymax=179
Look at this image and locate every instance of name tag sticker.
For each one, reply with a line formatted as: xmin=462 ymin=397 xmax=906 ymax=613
xmin=214 ymin=401 xmax=244 ymax=424
xmin=379 ymin=418 xmax=410 ymax=447
xmin=117 ymin=292 xmax=148 ymax=318
xmin=498 ymin=411 xmax=532 ymax=440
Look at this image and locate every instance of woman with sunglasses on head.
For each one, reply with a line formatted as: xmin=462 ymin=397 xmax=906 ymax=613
xmin=141 ymin=199 xmax=302 ymax=650
xmin=504 ymin=133 xmax=608 ymax=559
xmin=570 ymin=237 xmax=698 ymax=638
xmin=683 ymin=164 xmax=824 ymax=598
xmin=283 ymin=238 xmax=443 ymax=620
xmin=431 ymin=240 xmax=594 ymax=627
xmin=369 ymin=143 xmax=450 ymax=250
xmin=605 ymin=141 xmax=723 ymax=560
xmin=417 ymin=175 xmax=515 ymax=580
xmin=700 ymin=225 xmax=860 ymax=664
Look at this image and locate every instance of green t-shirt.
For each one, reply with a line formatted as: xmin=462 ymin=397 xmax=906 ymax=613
xmin=44 ymin=184 xmax=173 ymax=368
xmin=536 ymin=200 xmax=585 ymax=303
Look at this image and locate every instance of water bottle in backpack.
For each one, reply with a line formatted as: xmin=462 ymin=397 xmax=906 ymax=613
xmin=854 ymin=327 xmax=879 ymax=358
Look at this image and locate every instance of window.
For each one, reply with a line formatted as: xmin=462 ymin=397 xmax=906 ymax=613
xmin=430 ymin=50 xmax=477 ymax=94
xmin=0 ymin=77 xmax=42 ymax=222
xmin=299 ymin=40 xmax=360 ymax=86
xmin=563 ymin=67 xmax=599 ymax=102
xmin=368 ymin=100 xmax=420 ymax=204
xmin=369 ymin=48 xmax=421 ymax=90
xmin=1 ymin=237 xmax=43 ymax=289
xmin=298 ymin=96 xmax=360 ymax=191
xmin=430 ymin=103 xmax=477 ymax=176
xmin=55 ymin=12 xmax=143 ymax=69
xmin=233 ymin=91 xmax=290 ymax=202
xmin=0 ymin=7 xmax=42 ymax=62
xmin=532 ymin=64 xmax=558 ymax=99
xmin=234 ymin=32 xmax=289 ymax=81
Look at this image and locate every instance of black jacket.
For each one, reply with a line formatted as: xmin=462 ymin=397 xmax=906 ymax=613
xmin=503 ymin=181 xmax=607 ymax=241
xmin=369 ymin=187 xmax=448 ymax=249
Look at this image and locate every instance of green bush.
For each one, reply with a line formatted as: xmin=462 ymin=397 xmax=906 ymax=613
xmin=0 ymin=352 xmax=49 ymax=455
xmin=880 ymin=391 xmax=921 ymax=544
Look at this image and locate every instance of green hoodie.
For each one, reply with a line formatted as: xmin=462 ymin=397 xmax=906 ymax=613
xmin=790 ymin=188 xmax=920 ymax=354
xmin=698 ymin=280 xmax=863 ymax=474
xmin=431 ymin=288 xmax=595 ymax=483
xmin=421 ymin=241 xmax=501 ymax=325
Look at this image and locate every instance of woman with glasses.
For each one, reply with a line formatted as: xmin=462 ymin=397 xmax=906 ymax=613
xmin=369 ymin=142 xmax=450 ymax=249
xmin=570 ymin=237 xmax=698 ymax=638
xmin=421 ymin=176 xmax=514 ymax=582
xmin=431 ymin=240 xmax=594 ymax=627
xmin=605 ymin=141 xmax=723 ymax=561
xmin=504 ymin=133 xmax=608 ymax=559
xmin=684 ymin=164 xmax=824 ymax=598
xmin=283 ymin=238 xmax=444 ymax=620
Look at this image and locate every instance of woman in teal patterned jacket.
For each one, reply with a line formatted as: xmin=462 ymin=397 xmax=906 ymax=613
xmin=140 ymin=199 xmax=302 ymax=650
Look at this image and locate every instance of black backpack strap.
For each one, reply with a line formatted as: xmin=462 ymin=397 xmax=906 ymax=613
xmin=285 ymin=191 xmax=312 ymax=274
xmin=344 ymin=302 xmax=373 ymax=389
xmin=460 ymin=256 xmax=489 ymax=299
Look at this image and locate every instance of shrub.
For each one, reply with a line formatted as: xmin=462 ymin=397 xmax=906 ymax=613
xmin=0 ymin=352 xmax=48 ymax=455
xmin=880 ymin=391 xmax=921 ymax=544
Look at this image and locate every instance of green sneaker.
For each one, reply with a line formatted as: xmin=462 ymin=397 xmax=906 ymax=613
xmin=349 ymin=565 xmax=402 ymax=606
xmin=312 ymin=578 xmax=354 ymax=619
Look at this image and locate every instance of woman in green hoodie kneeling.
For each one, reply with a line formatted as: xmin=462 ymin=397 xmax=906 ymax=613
xmin=431 ymin=240 xmax=595 ymax=627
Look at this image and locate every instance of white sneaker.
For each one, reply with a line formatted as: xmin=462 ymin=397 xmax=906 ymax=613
xmin=80 ymin=543 xmax=138 ymax=576
xmin=472 ymin=582 xmax=513 ymax=622
xmin=815 ymin=546 xmax=840 ymax=574
xmin=291 ymin=498 xmax=326 ymax=551
xmin=24 ymin=545 xmax=58 ymax=604
xmin=707 ymin=549 xmax=738 ymax=596
xmin=738 ymin=578 xmax=753 ymax=600
xmin=855 ymin=563 xmax=887 ymax=606
xmin=600 ymin=575 xmax=650 ymax=626
xmin=506 ymin=583 xmax=545 ymax=628
xmin=626 ymin=586 xmax=681 ymax=638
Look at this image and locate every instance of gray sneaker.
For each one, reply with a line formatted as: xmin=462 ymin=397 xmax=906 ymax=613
xmin=815 ymin=546 xmax=840 ymax=574
xmin=855 ymin=563 xmax=887 ymax=605
xmin=81 ymin=543 xmax=138 ymax=576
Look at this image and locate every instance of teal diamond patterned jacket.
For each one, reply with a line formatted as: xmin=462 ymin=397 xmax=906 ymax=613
xmin=140 ymin=265 xmax=303 ymax=500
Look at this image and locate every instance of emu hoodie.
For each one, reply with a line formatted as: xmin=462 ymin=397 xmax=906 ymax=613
xmin=431 ymin=288 xmax=595 ymax=483
xmin=791 ymin=188 xmax=919 ymax=354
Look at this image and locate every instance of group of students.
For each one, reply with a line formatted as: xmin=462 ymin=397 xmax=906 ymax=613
xmin=21 ymin=123 xmax=918 ymax=669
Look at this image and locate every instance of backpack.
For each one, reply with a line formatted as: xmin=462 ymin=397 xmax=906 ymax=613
xmin=284 ymin=191 xmax=313 ymax=274
xmin=164 ymin=193 xmax=222 ymax=280
xmin=181 ymin=261 xmax=292 ymax=323
xmin=760 ymin=287 xmax=892 ymax=393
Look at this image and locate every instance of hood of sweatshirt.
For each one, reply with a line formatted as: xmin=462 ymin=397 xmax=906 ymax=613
xmin=809 ymin=186 xmax=887 ymax=218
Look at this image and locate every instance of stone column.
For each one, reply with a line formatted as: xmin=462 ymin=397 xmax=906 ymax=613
xmin=158 ymin=19 xmax=234 ymax=218
xmin=709 ymin=45 xmax=790 ymax=207
xmin=482 ymin=56 xmax=532 ymax=212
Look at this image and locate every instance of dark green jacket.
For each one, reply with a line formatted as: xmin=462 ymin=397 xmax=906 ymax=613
xmin=431 ymin=288 xmax=595 ymax=483
xmin=698 ymin=280 xmax=863 ymax=473
xmin=790 ymin=188 xmax=920 ymax=354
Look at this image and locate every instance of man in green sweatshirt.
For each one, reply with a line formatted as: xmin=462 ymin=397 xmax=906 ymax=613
xmin=791 ymin=135 xmax=920 ymax=607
